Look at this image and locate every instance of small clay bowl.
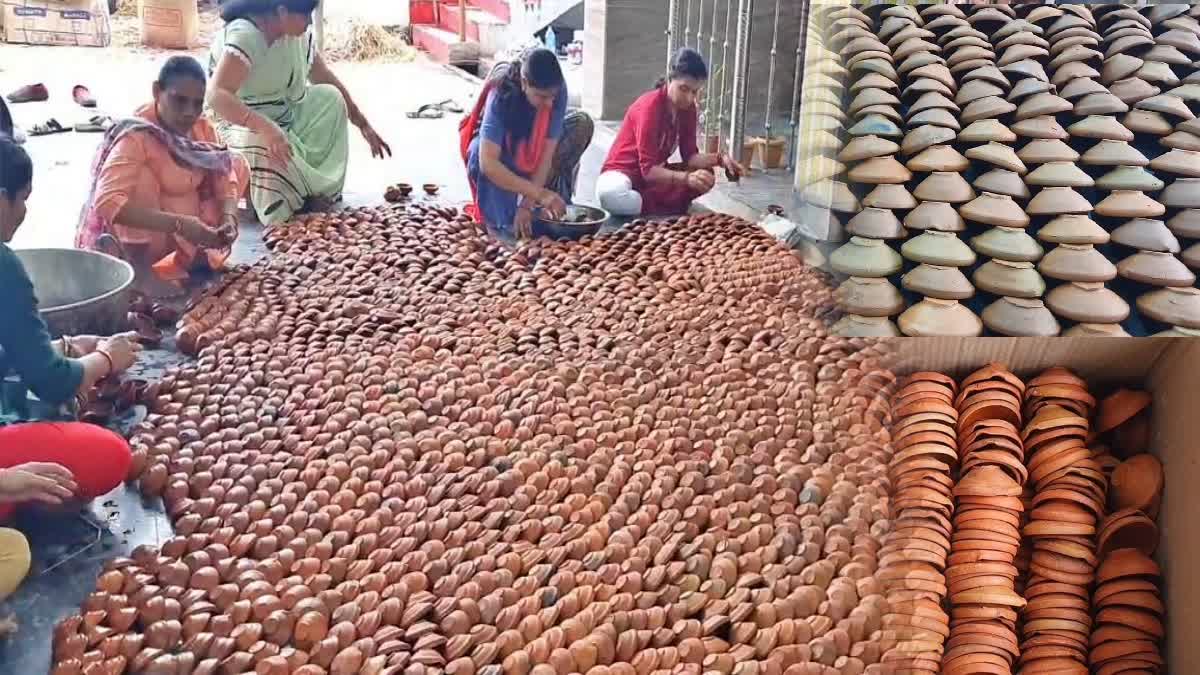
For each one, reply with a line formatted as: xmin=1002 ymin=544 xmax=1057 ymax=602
xmin=1096 ymin=388 xmax=1152 ymax=433
xmin=1109 ymin=454 xmax=1163 ymax=516
xmin=1097 ymin=509 xmax=1159 ymax=558
xmin=397 ymin=183 xmax=414 ymax=196
xmin=423 ymin=184 xmax=440 ymax=195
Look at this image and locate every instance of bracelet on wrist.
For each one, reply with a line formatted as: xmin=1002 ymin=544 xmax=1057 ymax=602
xmin=95 ymin=349 xmax=115 ymax=377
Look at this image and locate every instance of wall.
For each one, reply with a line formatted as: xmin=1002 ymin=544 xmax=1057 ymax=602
xmin=584 ymin=0 xmax=801 ymax=129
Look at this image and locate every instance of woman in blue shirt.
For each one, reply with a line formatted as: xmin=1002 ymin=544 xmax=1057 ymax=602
xmin=461 ymin=48 xmax=594 ymax=241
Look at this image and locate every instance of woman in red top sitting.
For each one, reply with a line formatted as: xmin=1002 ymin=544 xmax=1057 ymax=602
xmin=598 ymin=48 xmax=744 ymax=217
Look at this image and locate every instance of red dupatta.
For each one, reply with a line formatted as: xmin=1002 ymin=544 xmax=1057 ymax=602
xmin=460 ymin=77 xmax=552 ymax=223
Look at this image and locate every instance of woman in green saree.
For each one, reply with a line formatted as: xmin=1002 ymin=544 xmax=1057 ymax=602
xmin=207 ymin=0 xmax=391 ymax=226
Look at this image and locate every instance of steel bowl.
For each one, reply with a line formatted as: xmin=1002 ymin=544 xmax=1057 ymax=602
xmin=533 ymin=204 xmax=610 ymax=240
xmin=14 ymin=248 xmax=135 ymax=338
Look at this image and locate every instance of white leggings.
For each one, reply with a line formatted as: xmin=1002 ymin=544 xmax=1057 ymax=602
xmin=596 ymin=171 xmax=644 ymax=216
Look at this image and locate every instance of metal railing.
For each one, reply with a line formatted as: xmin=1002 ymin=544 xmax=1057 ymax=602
xmin=668 ymin=0 xmax=801 ymax=169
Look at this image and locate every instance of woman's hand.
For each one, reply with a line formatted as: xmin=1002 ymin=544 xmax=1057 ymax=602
xmin=97 ymin=335 xmax=141 ymax=375
xmin=358 ymin=121 xmax=392 ymax=160
xmin=0 ymin=463 xmax=78 ymax=505
xmin=176 ymin=216 xmax=227 ymax=249
xmin=70 ymin=335 xmax=101 ymax=356
xmin=514 ymin=206 xmax=535 ymax=241
xmin=686 ymin=170 xmax=716 ymax=193
xmin=720 ymin=153 xmax=747 ymax=179
xmin=261 ymin=122 xmax=293 ymax=164
xmin=535 ymin=189 xmax=567 ymax=219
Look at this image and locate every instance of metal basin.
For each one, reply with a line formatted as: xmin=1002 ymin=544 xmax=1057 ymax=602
xmin=14 ymin=248 xmax=134 ymax=338
xmin=533 ymin=204 xmax=610 ymax=240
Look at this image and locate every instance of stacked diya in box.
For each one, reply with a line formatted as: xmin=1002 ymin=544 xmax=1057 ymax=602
xmin=1089 ymin=387 xmax=1167 ymax=672
xmin=823 ymin=2 xmax=1200 ymax=336
xmin=878 ymin=372 xmax=958 ymax=673
xmin=941 ymin=364 xmax=1028 ymax=673
xmin=831 ymin=5 xmax=906 ymax=337
xmin=1017 ymin=368 xmax=1101 ymax=674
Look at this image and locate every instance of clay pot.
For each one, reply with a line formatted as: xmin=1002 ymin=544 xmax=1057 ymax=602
xmin=846 ymin=208 xmax=908 ymax=239
xmin=1046 ymin=283 xmax=1130 ymax=324
xmin=973 ymin=169 xmax=1031 ymax=200
xmin=1161 ymin=178 xmax=1200 ymax=208
xmin=1095 ymin=166 xmax=1165 ymax=192
xmin=960 ymin=192 xmax=1031 ymax=228
xmin=1027 ymin=187 xmax=1094 ymax=215
xmin=1110 ymin=219 xmax=1181 ymax=253
xmin=1082 ymin=140 xmax=1149 ymax=167
xmin=898 ymin=298 xmax=983 ymax=337
xmin=1025 ymin=162 xmax=1095 ymax=188
xmin=973 ymin=260 xmax=1046 ymax=298
xmin=982 ymin=298 xmax=1061 ymax=336
xmin=838 ymin=135 xmax=901 ymax=163
xmin=1037 ymin=214 xmax=1110 ymax=245
xmin=1038 ymin=245 xmax=1117 ymax=282
xmin=1094 ymin=191 xmax=1166 ymax=219
xmin=836 ymin=277 xmax=906 ymax=317
xmin=902 ymin=265 xmax=975 ymax=301
xmin=1117 ymin=251 xmax=1196 ymax=287
xmin=902 ymin=231 xmax=978 ymax=267
xmin=831 ymin=315 xmax=901 ymax=337
xmin=913 ymin=172 xmax=976 ymax=203
xmin=831 ymin=237 xmax=904 ymax=277
xmin=959 ymin=118 xmax=1017 ymax=144
xmin=1137 ymin=287 xmax=1200 ymax=329
xmin=862 ymin=183 xmax=917 ymax=209
xmin=904 ymin=201 xmax=966 ymax=232
xmin=1068 ymin=115 xmax=1135 ymax=142
xmin=970 ymin=227 xmax=1044 ymax=263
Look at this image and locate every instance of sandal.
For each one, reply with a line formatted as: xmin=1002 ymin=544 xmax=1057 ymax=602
xmin=75 ymin=116 xmax=114 ymax=133
xmin=29 ymin=118 xmax=69 ymax=136
xmin=72 ymin=85 xmax=97 ymax=108
xmin=406 ymin=103 xmax=445 ymax=119
xmin=435 ymin=98 xmax=464 ymax=113
xmin=7 ymin=83 xmax=48 ymax=104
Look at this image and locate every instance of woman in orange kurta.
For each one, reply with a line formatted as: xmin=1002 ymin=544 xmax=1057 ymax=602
xmin=76 ymin=56 xmax=250 ymax=280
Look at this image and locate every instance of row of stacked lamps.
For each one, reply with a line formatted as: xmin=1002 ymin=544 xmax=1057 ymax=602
xmin=882 ymin=364 xmax=1167 ymax=673
xmin=816 ymin=2 xmax=1200 ymax=336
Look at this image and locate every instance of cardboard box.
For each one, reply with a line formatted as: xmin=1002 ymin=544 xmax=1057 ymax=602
xmin=1 ymin=0 xmax=111 ymax=47
xmin=893 ymin=337 xmax=1200 ymax=672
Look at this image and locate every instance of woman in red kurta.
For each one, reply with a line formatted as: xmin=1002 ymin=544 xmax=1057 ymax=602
xmin=598 ymin=48 xmax=745 ymax=216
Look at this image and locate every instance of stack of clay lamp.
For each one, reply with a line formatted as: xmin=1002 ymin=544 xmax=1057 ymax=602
xmin=1093 ymin=3 xmax=1199 ymax=337
xmin=799 ymin=3 xmax=863 ymax=322
xmin=830 ymin=4 xmax=906 ymax=337
xmin=1017 ymin=368 xmax=1101 ymax=673
xmin=1102 ymin=3 xmax=1200 ymax=337
xmin=892 ymin=4 xmax=982 ymax=337
xmin=825 ymin=2 xmax=1200 ymax=337
xmin=883 ymin=366 xmax=1170 ymax=673
xmin=1091 ymin=387 xmax=1167 ymax=673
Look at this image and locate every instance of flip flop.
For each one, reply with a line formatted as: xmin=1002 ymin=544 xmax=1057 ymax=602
xmin=435 ymin=98 xmax=464 ymax=113
xmin=29 ymin=118 xmax=68 ymax=136
xmin=72 ymin=85 xmax=97 ymax=108
xmin=406 ymin=103 xmax=445 ymax=119
xmin=7 ymin=83 xmax=48 ymax=104
xmin=75 ymin=116 xmax=114 ymax=133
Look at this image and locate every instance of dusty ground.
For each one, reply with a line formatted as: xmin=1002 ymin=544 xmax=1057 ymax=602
xmin=1 ymin=3 xmax=476 ymax=250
